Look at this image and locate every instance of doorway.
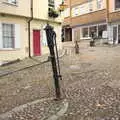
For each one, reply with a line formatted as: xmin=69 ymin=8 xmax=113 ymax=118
xmin=118 ymin=25 xmax=120 ymax=43
xmin=113 ymin=26 xmax=118 ymax=44
xmin=63 ymin=27 xmax=72 ymax=42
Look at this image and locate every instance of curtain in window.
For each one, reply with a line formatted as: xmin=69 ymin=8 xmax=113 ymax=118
xmin=2 ymin=24 xmax=15 ymax=48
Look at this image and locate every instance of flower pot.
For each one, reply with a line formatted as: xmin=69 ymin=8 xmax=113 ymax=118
xmin=90 ymin=41 xmax=95 ymax=47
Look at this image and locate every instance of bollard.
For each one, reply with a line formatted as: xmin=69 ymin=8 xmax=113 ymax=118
xmin=75 ymin=41 xmax=79 ymax=54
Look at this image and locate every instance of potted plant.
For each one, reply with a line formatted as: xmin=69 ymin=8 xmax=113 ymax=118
xmin=48 ymin=8 xmax=59 ymax=18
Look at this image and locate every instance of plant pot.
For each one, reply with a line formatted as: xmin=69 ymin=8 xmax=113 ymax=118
xmin=48 ymin=12 xmax=53 ymax=17
xmin=90 ymin=41 xmax=95 ymax=47
xmin=53 ymin=13 xmax=59 ymax=18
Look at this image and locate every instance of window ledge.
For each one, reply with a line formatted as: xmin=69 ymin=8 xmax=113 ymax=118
xmin=112 ymin=8 xmax=120 ymax=13
xmin=80 ymin=37 xmax=91 ymax=40
xmin=2 ymin=2 xmax=18 ymax=7
xmin=0 ymin=48 xmax=20 ymax=51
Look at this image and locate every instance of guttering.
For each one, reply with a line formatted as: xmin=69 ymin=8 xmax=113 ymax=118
xmin=28 ymin=0 xmax=33 ymax=58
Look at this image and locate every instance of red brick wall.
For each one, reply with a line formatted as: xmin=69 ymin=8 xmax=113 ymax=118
xmin=63 ymin=17 xmax=71 ymax=26
xmin=109 ymin=11 xmax=120 ymax=22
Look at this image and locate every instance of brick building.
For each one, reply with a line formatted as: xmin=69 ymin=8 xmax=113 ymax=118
xmin=63 ymin=0 xmax=120 ymax=44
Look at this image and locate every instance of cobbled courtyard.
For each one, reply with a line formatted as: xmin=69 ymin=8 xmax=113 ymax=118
xmin=0 ymin=42 xmax=120 ymax=120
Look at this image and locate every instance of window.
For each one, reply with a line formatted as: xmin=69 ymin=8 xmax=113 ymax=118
xmin=48 ymin=0 xmax=54 ymax=7
xmin=8 ymin=0 xmax=17 ymax=4
xmin=98 ymin=24 xmax=107 ymax=38
xmin=82 ymin=27 xmax=89 ymax=37
xmin=72 ymin=7 xmax=80 ymax=17
xmin=97 ymin=0 xmax=102 ymax=9
xmin=2 ymin=24 xmax=15 ymax=48
xmin=64 ymin=8 xmax=70 ymax=17
xmin=115 ymin=0 xmax=120 ymax=10
xmin=74 ymin=7 xmax=79 ymax=16
xmin=89 ymin=26 xmax=97 ymax=38
xmin=88 ymin=0 xmax=93 ymax=12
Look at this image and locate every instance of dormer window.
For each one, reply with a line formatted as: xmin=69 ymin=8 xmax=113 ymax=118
xmin=8 ymin=0 xmax=17 ymax=4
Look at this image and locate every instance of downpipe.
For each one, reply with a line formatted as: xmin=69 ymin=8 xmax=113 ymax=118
xmin=28 ymin=0 xmax=33 ymax=58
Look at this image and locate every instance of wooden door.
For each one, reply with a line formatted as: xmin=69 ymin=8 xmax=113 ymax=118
xmin=33 ymin=30 xmax=41 ymax=56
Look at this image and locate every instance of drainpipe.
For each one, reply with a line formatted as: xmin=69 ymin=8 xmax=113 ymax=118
xmin=106 ymin=0 xmax=110 ymax=42
xmin=69 ymin=0 xmax=72 ymax=25
xmin=28 ymin=0 xmax=33 ymax=58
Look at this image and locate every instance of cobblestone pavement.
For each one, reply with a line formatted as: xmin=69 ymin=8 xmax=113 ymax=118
xmin=59 ymin=43 xmax=120 ymax=120
xmin=0 ymin=42 xmax=120 ymax=119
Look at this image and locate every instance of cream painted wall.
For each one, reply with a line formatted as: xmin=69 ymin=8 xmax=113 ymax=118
xmin=0 ymin=16 xmax=62 ymax=61
xmin=33 ymin=0 xmax=63 ymax=22
xmin=0 ymin=16 xmax=29 ymax=61
xmin=33 ymin=0 xmax=48 ymax=20
xmin=0 ymin=0 xmax=63 ymax=61
xmin=0 ymin=0 xmax=30 ymax=17
xmin=30 ymin=20 xmax=62 ymax=56
xmin=0 ymin=0 xmax=63 ymax=22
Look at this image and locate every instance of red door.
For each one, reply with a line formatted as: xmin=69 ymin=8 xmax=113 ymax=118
xmin=33 ymin=30 xmax=41 ymax=56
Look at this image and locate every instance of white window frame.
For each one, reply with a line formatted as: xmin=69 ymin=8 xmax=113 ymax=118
xmin=3 ymin=0 xmax=18 ymax=6
xmin=72 ymin=0 xmax=104 ymax=18
xmin=81 ymin=26 xmax=91 ymax=39
xmin=114 ymin=0 xmax=120 ymax=11
xmin=8 ymin=0 xmax=17 ymax=4
xmin=88 ymin=0 xmax=93 ymax=12
xmin=96 ymin=0 xmax=103 ymax=10
xmin=80 ymin=23 xmax=107 ymax=39
xmin=0 ymin=22 xmax=20 ymax=50
xmin=72 ymin=6 xmax=80 ymax=17
xmin=2 ymin=23 xmax=15 ymax=49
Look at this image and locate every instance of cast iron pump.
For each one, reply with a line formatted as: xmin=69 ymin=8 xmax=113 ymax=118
xmin=45 ymin=24 xmax=62 ymax=100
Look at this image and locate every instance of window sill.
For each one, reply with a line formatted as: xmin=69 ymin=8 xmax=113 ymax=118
xmin=0 ymin=48 xmax=20 ymax=51
xmin=80 ymin=37 xmax=91 ymax=40
xmin=112 ymin=8 xmax=120 ymax=13
xmin=3 ymin=2 xmax=18 ymax=7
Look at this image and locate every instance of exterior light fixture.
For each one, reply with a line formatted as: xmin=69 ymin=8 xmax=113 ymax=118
xmin=59 ymin=0 xmax=67 ymax=12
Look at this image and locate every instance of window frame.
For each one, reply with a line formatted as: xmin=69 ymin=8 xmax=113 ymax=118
xmin=114 ymin=0 xmax=120 ymax=10
xmin=8 ymin=0 xmax=17 ymax=4
xmin=3 ymin=0 xmax=18 ymax=6
xmin=96 ymin=0 xmax=103 ymax=10
xmin=2 ymin=23 xmax=15 ymax=49
xmin=80 ymin=23 xmax=107 ymax=39
xmin=48 ymin=0 xmax=55 ymax=8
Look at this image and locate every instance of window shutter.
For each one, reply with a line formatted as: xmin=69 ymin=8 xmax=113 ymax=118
xmin=0 ymin=23 xmax=3 ymax=49
xmin=15 ymin=24 xmax=20 ymax=49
